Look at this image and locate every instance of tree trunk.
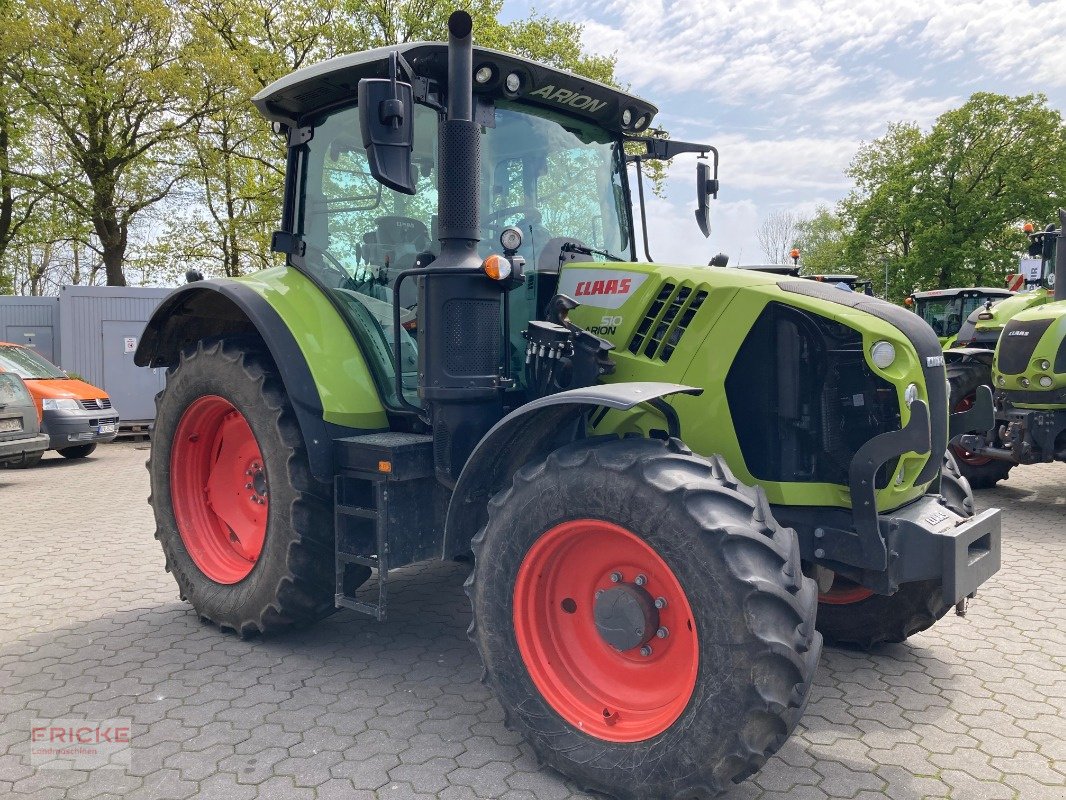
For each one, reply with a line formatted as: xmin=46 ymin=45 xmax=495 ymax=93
xmin=93 ymin=206 xmax=127 ymax=286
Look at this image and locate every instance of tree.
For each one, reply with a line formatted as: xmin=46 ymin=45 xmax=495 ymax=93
xmin=839 ymin=94 xmax=1066 ymax=300
xmin=1 ymin=0 xmax=212 ymax=285
xmin=794 ymin=206 xmax=845 ymax=273
xmin=756 ymin=209 xmax=801 ymax=264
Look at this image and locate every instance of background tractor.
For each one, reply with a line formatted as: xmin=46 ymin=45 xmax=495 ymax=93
xmin=951 ymin=210 xmax=1066 ymax=485
xmin=136 ymin=13 xmax=1001 ymax=799
xmin=906 ymin=287 xmax=1015 ymax=348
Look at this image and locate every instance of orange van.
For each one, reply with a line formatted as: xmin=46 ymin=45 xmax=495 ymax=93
xmin=0 ymin=342 xmax=119 ymax=465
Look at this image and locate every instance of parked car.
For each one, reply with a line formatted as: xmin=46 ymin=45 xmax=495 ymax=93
xmin=0 ymin=342 xmax=119 ymax=465
xmin=0 ymin=372 xmax=49 ymax=467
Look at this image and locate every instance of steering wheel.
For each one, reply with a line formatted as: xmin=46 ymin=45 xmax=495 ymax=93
xmin=304 ymin=243 xmax=371 ymax=291
xmin=485 ymin=205 xmax=538 ymax=226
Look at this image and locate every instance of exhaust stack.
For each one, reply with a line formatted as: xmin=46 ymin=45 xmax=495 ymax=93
xmin=418 ymin=10 xmax=504 ymax=488
xmin=1056 ymin=208 xmax=1065 ymax=302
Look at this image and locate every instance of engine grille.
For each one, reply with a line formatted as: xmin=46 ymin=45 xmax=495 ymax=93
xmin=79 ymin=398 xmax=112 ymax=411
xmin=726 ymin=302 xmax=901 ymax=486
xmin=627 ymin=283 xmax=708 ymax=362
xmin=998 ymin=318 xmax=1054 ymax=374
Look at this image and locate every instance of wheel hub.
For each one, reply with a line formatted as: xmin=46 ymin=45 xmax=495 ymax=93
xmin=593 ymin=583 xmax=659 ymax=652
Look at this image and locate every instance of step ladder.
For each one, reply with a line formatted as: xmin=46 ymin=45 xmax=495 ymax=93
xmin=333 ymin=432 xmax=446 ymax=620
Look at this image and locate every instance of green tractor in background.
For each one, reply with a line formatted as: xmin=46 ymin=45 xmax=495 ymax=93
xmin=135 ymin=14 xmax=1001 ymax=798
xmin=951 ymin=211 xmax=1066 ymax=486
xmin=906 ymin=287 xmax=1015 ymax=348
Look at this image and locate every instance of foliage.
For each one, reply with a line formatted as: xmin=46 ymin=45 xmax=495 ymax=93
xmin=0 ymin=0 xmax=623 ymax=290
xmin=756 ymin=209 xmax=801 ymax=264
xmin=840 ymin=94 xmax=1066 ymax=300
xmin=793 ymin=206 xmax=845 ymax=274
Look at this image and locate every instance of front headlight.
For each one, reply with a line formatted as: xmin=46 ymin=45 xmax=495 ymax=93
xmin=43 ymin=398 xmax=80 ymax=411
xmin=870 ymin=340 xmax=896 ymax=369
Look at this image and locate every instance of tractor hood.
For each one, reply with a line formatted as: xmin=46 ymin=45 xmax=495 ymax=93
xmin=993 ymin=300 xmax=1066 ymax=403
xmin=252 ymin=42 xmax=657 ymax=136
xmin=563 ymin=261 xmax=946 ymax=511
xmin=957 ymin=288 xmax=1049 ymax=347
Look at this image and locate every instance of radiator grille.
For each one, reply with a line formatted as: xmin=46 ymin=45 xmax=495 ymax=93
xmin=627 ymin=283 xmax=708 ymax=362
xmin=998 ymin=318 xmax=1054 ymax=374
xmin=79 ymin=398 xmax=112 ymax=411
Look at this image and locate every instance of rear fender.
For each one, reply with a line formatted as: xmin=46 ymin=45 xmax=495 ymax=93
xmin=442 ymin=382 xmax=702 ymax=557
xmin=134 ymin=280 xmax=357 ymax=483
xmin=944 ymin=347 xmax=994 ymax=366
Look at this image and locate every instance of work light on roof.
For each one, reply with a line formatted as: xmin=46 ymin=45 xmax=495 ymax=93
xmin=475 ymin=65 xmax=494 ymax=84
xmin=505 ymin=72 xmax=521 ymax=93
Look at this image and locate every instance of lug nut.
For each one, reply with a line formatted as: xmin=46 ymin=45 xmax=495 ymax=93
xmin=610 ymin=572 xmax=622 ymax=583
xmin=639 ymin=645 xmax=653 ymax=657
xmin=656 ymin=627 xmax=669 ymax=639
xmin=654 ymin=597 xmax=667 ymax=609
xmin=245 ymin=483 xmax=253 ymax=489
xmin=635 ymin=574 xmax=647 ymax=586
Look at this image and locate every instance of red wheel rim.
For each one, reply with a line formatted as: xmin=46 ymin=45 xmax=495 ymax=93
xmin=950 ymin=393 xmax=992 ymax=466
xmin=171 ymin=396 xmax=268 ymax=584
xmin=818 ymin=577 xmax=875 ymax=605
xmin=512 ymin=519 xmax=699 ymax=743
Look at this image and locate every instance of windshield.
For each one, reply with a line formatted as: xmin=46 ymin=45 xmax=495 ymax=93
xmin=0 ymin=344 xmax=66 ymax=379
xmin=295 ymin=100 xmax=632 ymax=407
xmin=915 ymin=294 xmax=1005 ymax=338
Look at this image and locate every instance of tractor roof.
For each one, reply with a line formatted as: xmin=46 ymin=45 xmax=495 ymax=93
xmin=910 ymin=287 xmax=1015 ymax=299
xmin=252 ymin=42 xmax=657 ymax=135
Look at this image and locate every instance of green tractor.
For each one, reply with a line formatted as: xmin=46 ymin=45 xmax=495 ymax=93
xmin=951 ymin=211 xmax=1066 ymax=486
xmin=906 ymin=287 xmax=1015 ymax=348
xmin=136 ymin=14 xmax=1001 ymax=798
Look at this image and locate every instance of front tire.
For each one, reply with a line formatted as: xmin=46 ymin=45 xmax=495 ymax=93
xmin=58 ymin=443 xmax=97 ymax=459
xmin=947 ymin=359 xmax=1013 ymax=488
xmin=816 ymin=452 xmax=972 ymax=649
xmin=149 ymin=338 xmax=350 ymax=636
xmin=469 ymin=436 xmax=820 ymax=799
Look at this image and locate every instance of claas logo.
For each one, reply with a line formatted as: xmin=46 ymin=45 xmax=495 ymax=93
xmin=573 ymin=278 xmax=633 ymax=297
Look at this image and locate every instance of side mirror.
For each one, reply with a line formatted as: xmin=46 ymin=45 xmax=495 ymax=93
xmin=359 ymin=53 xmax=415 ymax=195
xmin=694 ymin=159 xmax=719 ymax=238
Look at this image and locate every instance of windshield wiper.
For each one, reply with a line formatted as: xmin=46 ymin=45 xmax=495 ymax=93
xmin=560 ymin=242 xmax=626 ymax=262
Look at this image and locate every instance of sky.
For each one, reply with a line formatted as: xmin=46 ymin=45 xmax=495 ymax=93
xmin=500 ymin=0 xmax=1066 ymax=267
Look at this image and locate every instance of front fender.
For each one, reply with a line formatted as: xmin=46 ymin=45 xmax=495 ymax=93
xmin=442 ymin=382 xmax=701 ymax=557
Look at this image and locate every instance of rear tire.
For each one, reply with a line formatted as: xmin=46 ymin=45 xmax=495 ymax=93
xmin=58 ymin=443 xmax=97 ymax=459
xmin=468 ymin=436 xmax=820 ymax=799
xmin=149 ymin=338 xmax=361 ymax=636
xmin=947 ymin=359 xmax=1013 ymax=488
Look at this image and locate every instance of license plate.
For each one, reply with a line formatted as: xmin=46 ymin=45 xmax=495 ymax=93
xmin=0 ymin=418 xmax=22 ymax=433
xmin=98 ymin=423 xmax=116 ymax=434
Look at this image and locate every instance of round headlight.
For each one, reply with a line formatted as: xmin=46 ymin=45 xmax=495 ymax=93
xmin=904 ymin=383 xmax=919 ymax=405
xmin=1039 ymin=375 xmax=1053 ymax=388
xmin=499 ymin=226 xmax=522 ymax=252
xmin=1040 ymin=359 xmax=1051 ymax=371
xmin=475 ymin=65 xmax=494 ymax=84
xmin=505 ymin=72 xmax=521 ymax=93
xmin=634 ymin=114 xmax=649 ymax=130
xmin=621 ymin=108 xmax=633 ymax=127
xmin=870 ymin=340 xmax=896 ymax=369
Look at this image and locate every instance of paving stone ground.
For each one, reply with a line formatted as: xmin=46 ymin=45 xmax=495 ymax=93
xmin=1 ymin=441 xmax=1064 ymax=799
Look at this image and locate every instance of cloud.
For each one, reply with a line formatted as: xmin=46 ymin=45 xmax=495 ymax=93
xmin=542 ymin=0 xmax=1066 ymax=101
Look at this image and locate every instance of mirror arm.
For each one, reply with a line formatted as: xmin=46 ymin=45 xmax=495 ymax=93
xmin=633 ymin=159 xmax=654 ymax=263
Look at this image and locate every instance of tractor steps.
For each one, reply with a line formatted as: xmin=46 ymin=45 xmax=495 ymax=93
xmin=333 ymin=432 xmax=447 ymax=621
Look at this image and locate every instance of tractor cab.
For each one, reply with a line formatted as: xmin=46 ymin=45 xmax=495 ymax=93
xmin=907 ymin=287 xmax=1015 ymax=347
xmin=253 ymin=40 xmax=716 ymax=416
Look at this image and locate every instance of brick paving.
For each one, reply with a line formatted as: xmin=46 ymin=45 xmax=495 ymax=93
xmin=1 ymin=441 xmax=1064 ymax=799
